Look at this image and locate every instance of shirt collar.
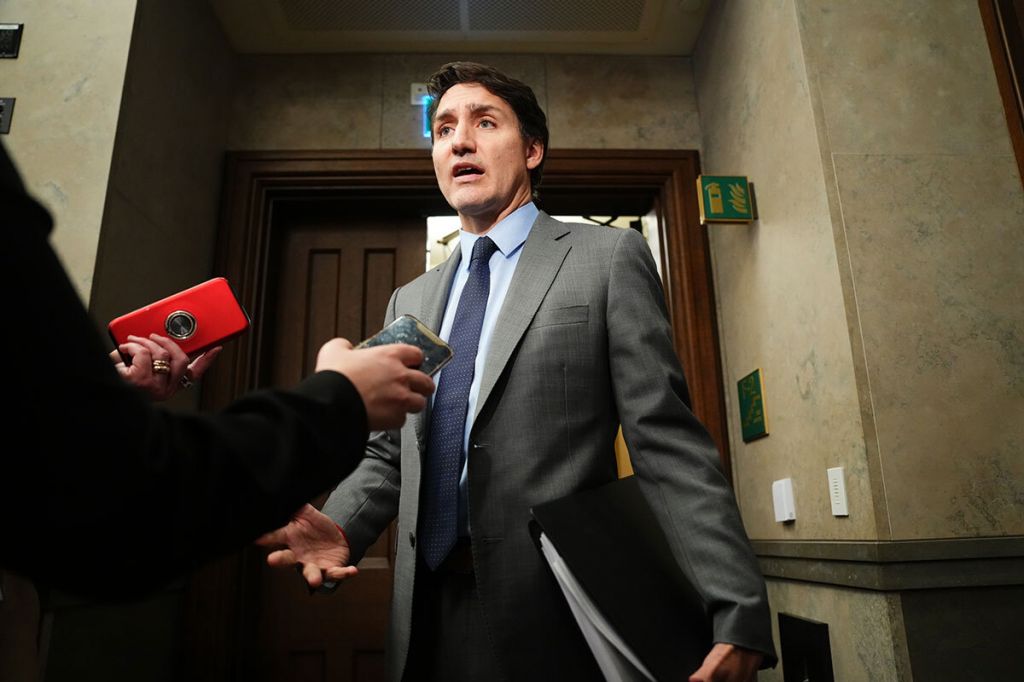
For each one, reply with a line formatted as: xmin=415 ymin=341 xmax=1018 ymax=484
xmin=457 ymin=202 xmax=537 ymax=267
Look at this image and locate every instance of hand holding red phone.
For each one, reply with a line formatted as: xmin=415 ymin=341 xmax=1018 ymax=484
xmin=108 ymin=277 xmax=250 ymax=357
xmin=108 ymin=278 xmax=249 ymax=400
xmin=110 ymin=334 xmax=221 ymax=402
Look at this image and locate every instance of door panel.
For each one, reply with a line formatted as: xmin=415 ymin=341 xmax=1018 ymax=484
xmin=250 ymin=206 xmax=424 ymax=682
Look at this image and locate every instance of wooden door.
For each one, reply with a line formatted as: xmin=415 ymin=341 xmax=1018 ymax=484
xmin=247 ymin=202 xmax=424 ymax=682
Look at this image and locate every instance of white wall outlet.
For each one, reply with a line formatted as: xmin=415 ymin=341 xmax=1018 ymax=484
xmin=410 ymin=83 xmax=429 ymax=105
xmin=827 ymin=466 xmax=849 ymax=517
xmin=772 ymin=478 xmax=796 ymax=523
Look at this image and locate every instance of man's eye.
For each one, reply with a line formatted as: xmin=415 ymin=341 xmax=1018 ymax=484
xmin=437 ymin=126 xmax=453 ymax=137
xmin=480 ymin=120 xmax=495 ymax=129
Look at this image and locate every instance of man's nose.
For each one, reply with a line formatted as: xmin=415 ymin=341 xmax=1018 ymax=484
xmin=451 ymin=125 xmax=475 ymax=154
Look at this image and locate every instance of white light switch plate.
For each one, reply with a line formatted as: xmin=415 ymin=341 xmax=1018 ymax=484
xmin=772 ymin=478 xmax=796 ymax=523
xmin=827 ymin=466 xmax=849 ymax=516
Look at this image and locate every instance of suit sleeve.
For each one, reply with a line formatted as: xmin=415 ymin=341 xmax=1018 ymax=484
xmin=605 ymin=227 xmax=776 ymax=664
xmin=0 ymin=143 xmax=370 ymax=597
xmin=319 ymin=288 xmax=405 ymax=562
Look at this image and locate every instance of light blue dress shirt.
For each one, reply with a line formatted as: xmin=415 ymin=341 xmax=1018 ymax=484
xmin=436 ymin=201 xmax=538 ymax=536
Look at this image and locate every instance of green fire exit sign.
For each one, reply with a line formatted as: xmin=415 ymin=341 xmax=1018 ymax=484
xmin=697 ymin=175 xmax=754 ymax=224
xmin=738 ymin=368 xmax=769 ymax=442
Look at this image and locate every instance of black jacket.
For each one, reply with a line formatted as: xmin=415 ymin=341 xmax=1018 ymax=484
xmin=0 ymin=141 xmax=367 ymax=597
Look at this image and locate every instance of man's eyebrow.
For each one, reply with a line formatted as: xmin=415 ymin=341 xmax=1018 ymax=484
xmin=434 ymin=103 xmax=502 ymax=122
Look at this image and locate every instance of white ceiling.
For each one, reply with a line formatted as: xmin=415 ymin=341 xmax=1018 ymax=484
xmin=210 ymin=0 xmax=710 ymax=56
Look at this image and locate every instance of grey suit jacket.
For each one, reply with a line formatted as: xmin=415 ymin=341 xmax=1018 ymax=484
xmin=323 ymin=211 xmax=775 ymax=681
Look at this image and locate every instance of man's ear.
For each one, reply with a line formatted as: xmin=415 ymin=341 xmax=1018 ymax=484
xmin=525 ymin=138 xmax=545 ymax=170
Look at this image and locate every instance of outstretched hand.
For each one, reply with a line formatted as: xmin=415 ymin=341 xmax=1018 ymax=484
xmin=256 ymin=504 xmax=358 ymax=589
xmin=689 ymin=643 xmax=763 ymax=682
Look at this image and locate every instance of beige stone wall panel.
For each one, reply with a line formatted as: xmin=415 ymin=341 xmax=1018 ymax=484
xmin=761 ymin=579 xmax=911 ymax=682
xmin=1 ymin=0 xmax=138 ymax=302
xmin=695 ymin=0 xmax=875 ymax=541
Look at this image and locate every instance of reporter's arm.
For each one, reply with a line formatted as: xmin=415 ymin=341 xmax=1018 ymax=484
xmin=0 ymin=143 xmax=376 ymax=596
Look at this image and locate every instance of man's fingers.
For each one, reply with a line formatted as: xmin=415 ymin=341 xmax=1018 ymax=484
xmin=255 ymin=527 xmax=286 ymax=547
xmin=266 ymin=549 xmax=297 ymax=567
xmin=302 ymin=562 xmax=324 ymax=588
xmin=324 ymin=565 xmax=358 ymax=581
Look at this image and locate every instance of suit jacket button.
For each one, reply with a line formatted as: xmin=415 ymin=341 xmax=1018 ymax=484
xmin=409 ymin=532 xmax=416 ymax=548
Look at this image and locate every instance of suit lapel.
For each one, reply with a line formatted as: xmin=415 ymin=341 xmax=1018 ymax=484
xmin=474 ymin=212 xmax=571 ymax=420
xmin=413 ymin=249 xmax=463 ymax=447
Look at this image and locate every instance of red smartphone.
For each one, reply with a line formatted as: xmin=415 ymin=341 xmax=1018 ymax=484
xmin=108 ymin=277 xmax=250 ymax=357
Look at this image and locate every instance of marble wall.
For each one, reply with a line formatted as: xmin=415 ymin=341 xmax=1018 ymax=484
xmin=89 ymin=0 xmax=237 ymax=350
xmin=794 ymin=0 xmax=1024 ymax=539
xmin=761 ymin=580 xmax=910 ymax=682
xmin=1 ymin=0 xmax=138 ymax=303
xmin=697 ymin=2 xmax=1024 ymax=676
xmin=696 ymin=0 xmax=1024 ymax=544
xmin=227 ymin=53 xmax=701 ymax=151
xmin=694 ymin=0 xmax=878 ymax=541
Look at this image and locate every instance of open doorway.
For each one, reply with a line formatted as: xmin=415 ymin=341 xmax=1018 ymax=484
xmin=182 ymin=149 xmax=728 ymax=682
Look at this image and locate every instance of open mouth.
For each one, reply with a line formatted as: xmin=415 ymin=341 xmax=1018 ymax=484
xmin=453 ymin=164 xmax=484 ymax=178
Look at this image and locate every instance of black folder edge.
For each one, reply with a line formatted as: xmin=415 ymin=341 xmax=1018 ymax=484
xmin=529 ymin=476 xmax=712 ymax=681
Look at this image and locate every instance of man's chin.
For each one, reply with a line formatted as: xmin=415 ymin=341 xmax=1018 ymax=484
xmin=446 ymin=194 xmax=499 ymax=218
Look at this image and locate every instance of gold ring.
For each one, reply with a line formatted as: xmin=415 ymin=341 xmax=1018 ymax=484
xmin=152 ymin=360 xmax=171 ymax=375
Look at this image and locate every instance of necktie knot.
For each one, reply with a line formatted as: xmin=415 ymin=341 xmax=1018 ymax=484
xmin=470 ymin=236 xmax=498 ymax=268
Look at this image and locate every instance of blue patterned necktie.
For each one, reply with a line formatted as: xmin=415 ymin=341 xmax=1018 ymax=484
xmin=420 ymin=236 xmax=499 ymax=570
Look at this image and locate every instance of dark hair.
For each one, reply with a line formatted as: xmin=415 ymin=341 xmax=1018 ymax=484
xmin=427 ymin=61 xmax=549 ymax=194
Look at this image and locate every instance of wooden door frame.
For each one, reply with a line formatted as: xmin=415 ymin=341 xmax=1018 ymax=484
xmin=184 ymin=148 xmax=730 ymax=680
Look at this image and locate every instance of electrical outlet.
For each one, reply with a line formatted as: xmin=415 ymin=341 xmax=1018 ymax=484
xmin=827 ymin=467 xmax=848 ymax=517
xmin=0 ymin=98 xmax=15 ymax=134
xmin=772 ymin=478 xmax=796 ymax=523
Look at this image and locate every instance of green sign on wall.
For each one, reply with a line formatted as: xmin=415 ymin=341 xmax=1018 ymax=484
xmin=697 ymin=175 xmax=754 ymax=224
xmin=738 ymin=368 xmax=769 ymax=443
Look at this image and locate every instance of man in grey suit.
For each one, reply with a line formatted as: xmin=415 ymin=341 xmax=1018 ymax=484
xmin=260 ymin=62 xmax=775 ymax=681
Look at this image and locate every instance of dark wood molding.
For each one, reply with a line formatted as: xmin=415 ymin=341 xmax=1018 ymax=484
xmin=185 ymin=148 xmax=729 ymax=680
xmin=200 ymin=148 xmax=731 ymax=468
xmin=980 ymin=0 xmax=1024 ymax=188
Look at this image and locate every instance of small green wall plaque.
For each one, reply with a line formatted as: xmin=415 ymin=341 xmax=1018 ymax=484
xmin=738 ymin=368 xmax=769 ymax=442
xmin=697 ymin=175 xmax=754 ymax=224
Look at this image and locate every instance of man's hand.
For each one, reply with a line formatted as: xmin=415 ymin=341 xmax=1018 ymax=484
xmin=256 ymin=504 xmax=358 ymax=589
xmin=689 ymin=643 xmax=763 ymax=682
xmin=315 ymin=338 xmax=435 ymax=430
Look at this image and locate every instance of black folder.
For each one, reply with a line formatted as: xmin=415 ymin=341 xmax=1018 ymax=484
xmin=529 ymin=475 xmax=712 ymax=681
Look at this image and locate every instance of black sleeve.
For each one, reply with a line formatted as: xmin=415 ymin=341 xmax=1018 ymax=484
xmin=0 ymin=142 xmax=368 ymax=597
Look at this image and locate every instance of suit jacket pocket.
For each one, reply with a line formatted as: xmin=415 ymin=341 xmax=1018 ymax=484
xmin=530 ymin=304 xmax=589 ymax=329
